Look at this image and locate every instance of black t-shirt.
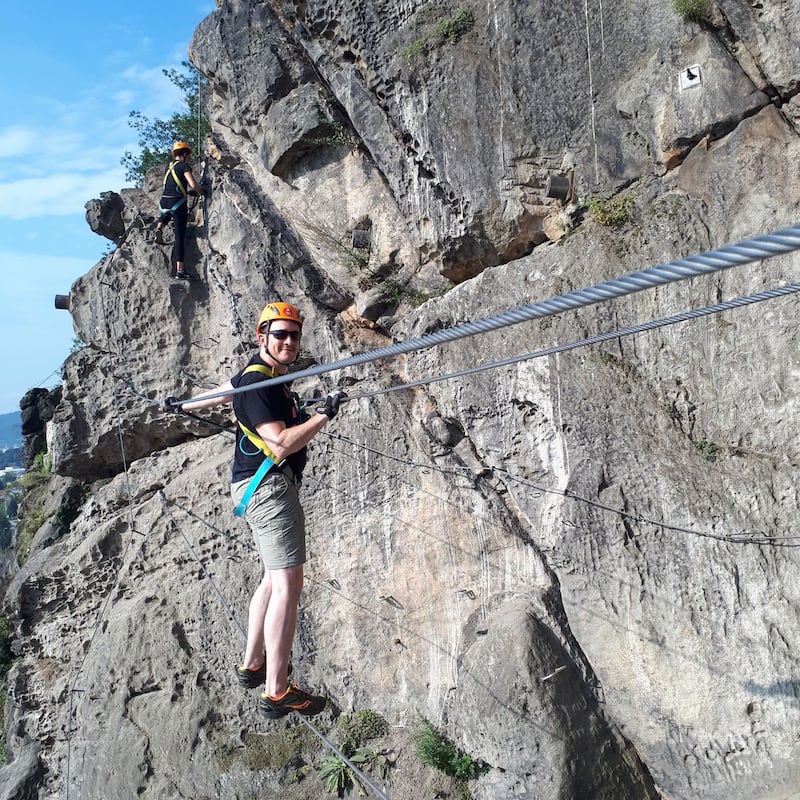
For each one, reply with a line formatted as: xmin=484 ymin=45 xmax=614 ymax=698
xmin=230 ymin=354 xmax=306 ymax=483
xmin=162 ymin=160 xmax=192 ymax=201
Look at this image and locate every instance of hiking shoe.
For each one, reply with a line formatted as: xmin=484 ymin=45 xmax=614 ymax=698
xmin=237 ymin=663 xmax=266 ymax=690
xmin=154 ymin=228 xmax=164 ymax=245
xmin=258 ymin=682 xmax=326 ymax=720
xmin=174 ymin=271 xmax=198 ymax=281
xmin=237 ymin=658 xmax=292 ymax=690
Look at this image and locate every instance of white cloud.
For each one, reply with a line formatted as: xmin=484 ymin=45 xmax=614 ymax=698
xmin=119 ymin=62 xmax=186 ymax=117
xmin=0 ymin=169 xmax=128 ymax=219
xmin=0 ymin=127 xmax=35 ymax=158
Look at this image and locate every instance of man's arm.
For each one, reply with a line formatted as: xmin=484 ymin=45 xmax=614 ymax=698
xmin=255 ymin=413 xmax=328 ymax=462
xmin=180 ymin=381 xmax=234 ymax=412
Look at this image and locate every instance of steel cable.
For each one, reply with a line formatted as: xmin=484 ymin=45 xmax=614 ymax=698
xmin=335 ymin=283 xmax=800 ymax=403
xmin=171 ymin=223 xmax=800 ymax=405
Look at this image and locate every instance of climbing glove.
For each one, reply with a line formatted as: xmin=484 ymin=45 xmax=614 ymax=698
xmin=317 ymin=391 xmax=348 ymax=420
xmin=160 ymin=395 xmax=181 ymax=414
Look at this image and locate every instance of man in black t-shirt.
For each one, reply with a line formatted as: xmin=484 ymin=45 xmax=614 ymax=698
xmin=154 ymin=141 xmax=205 ymax=280
xmin=173 ymin=301 xmax=345 ymax=719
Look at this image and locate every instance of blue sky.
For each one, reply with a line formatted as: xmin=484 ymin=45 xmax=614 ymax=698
xmin=0 ymin=1 xmax=215 ymax=414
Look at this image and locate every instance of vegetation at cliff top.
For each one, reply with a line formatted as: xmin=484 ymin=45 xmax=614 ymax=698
xmin=122 ymin=60 xmax=210 ymax=184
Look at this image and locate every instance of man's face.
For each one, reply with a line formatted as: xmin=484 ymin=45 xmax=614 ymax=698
xmin=260 ymin=321 xmax=302 ymax=365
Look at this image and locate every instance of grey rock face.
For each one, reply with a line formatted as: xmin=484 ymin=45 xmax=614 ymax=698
xmin=85 ymin=191 xmax=126 ymax=244
xmin=20 ymin=387 xmax=60 ymax=469
xmin=4 ymin=2 xmax=800 ymax=799
xmin=0 ymin=741 xmax=43 ymax=800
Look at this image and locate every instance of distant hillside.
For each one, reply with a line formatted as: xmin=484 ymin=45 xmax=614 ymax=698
xmin=0 ymin=447 xmax=22 ymax=469
xmin=0 ymin=412 xmax=21 ymax=450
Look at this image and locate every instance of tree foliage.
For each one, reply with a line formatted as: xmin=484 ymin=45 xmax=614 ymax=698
xmin=121 ymin=60 xmax=210 ymax=185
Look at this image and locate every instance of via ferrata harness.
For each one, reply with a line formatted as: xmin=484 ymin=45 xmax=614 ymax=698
xmin=233 ymin=363 xmax=287 ymax=517
xmin=163 ymin=160 xmax=188 ymax=214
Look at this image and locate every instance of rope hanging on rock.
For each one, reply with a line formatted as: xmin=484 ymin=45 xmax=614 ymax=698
xmin=320 ymin=430 xmax=800 ymax=548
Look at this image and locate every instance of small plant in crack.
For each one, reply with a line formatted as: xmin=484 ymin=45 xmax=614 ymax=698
xmin=672 ymin=0 xmax=710 ymax=23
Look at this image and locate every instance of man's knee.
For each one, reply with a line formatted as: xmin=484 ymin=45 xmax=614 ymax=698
xmin=271 ymin=566 xmax=304 ymax=600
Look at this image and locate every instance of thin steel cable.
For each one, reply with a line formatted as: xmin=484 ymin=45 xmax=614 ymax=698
xmin=496 ymin=468 xmax=799 ymax=548
xmin=157 ymin=491 xmax=393 ymax=800
xmin=33 ymin=365 xmax=63 ymax=388
xmin=322 ymin=431 xmax=799 ymax=548
xmin=173 ymin=223 xmax=800 ymax=406
xmin=158 ymin=491 xmax=246 ymax=639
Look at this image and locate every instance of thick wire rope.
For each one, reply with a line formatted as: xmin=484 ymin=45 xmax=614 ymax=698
xmin=138 ymin=283 xmax=800 ymax=413
xmin=136 ymin=281 xmax=800 ymax=549
xmin=156 ymin=490 xmax=393 ymax=800
xmin=171 ymin=223 xmax=800 ymax=406
xmin=64 ymin=254 xmax=147 ymax=800
xmin=320 ymin=283 xmax=800 ymax=405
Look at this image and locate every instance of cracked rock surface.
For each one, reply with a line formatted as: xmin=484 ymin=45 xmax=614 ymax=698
xmin=3 ymin=2 xmax=800 ymax=799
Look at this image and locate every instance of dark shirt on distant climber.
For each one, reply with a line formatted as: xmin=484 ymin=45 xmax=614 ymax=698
xmin=162 ymin=160 xmax=192 ymax=203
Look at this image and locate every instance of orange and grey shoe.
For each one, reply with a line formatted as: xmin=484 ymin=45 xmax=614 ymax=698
xmin=258 ymin=682 xmax=326 ymax=719
xmin=237 ymin=662 xmax=266 ymax=690
xmin=237 ymin=658 xmax=292 ymax=690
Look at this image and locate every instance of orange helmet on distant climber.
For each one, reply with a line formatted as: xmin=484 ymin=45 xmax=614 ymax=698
xmin=171 ymin=141 xmax=192 ymax=155
xmin=257 ymin=302 xmax=304 ymax=334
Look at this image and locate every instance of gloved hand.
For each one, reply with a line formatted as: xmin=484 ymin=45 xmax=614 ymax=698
xmin=317 ymin=391 xmax=347 ymax=420
xmin=160 ymin=395 xmax=181 ymax=414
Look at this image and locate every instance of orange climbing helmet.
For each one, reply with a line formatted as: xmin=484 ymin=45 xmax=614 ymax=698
xmin=171 ymin=141 xmax=192 ymax=156
xmin=257 ymin=302 xmax=304 ymax=333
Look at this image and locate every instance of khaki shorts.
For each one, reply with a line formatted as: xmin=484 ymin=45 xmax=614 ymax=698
xmin=231 ymin=469 xmax=306 ymax=569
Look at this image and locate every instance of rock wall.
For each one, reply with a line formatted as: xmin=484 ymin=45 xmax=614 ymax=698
xmin=3 ymin=2 xmax=800 ymax=799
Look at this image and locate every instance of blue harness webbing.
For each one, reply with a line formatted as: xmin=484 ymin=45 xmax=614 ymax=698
xmin=232 ymin=363 xmax=287 ymax=517
xmin=234 ymin=455 xmax=276 ymax=517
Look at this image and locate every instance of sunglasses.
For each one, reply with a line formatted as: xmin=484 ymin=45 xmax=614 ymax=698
xmin=268 ymin=329 xmax=302 ymax=341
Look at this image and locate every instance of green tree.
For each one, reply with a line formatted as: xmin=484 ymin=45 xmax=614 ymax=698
xmin=121 ymin=60 xmax=210 ymax=185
